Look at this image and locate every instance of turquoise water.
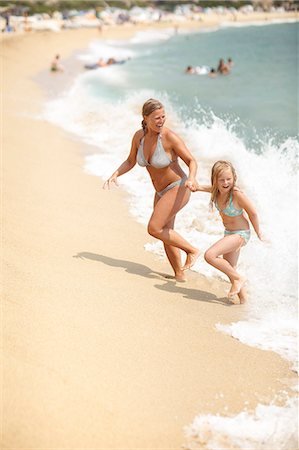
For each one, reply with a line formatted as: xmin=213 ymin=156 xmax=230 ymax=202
xmin=87 ymin=22 xmax=298 ymax=143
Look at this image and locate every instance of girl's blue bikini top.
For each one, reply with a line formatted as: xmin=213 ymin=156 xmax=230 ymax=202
xmin=137 ymin=134 xmax=174 ymax=169
xmin=215 ymin=192 xmax=243 ymax=217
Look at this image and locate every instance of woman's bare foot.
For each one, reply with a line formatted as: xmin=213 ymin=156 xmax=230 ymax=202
xmin=163 ymin=274 xmax=176 ymax=280
xmin=228 ymin=277 xmax=246 ymax=298
xmin=182 ymin=249 xmax=200 ymax=271
xmin=175 ymin=271 xmax=187 ymax=282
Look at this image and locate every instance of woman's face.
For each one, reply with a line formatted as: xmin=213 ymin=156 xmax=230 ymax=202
xmin=144 ymin=108 xmax=166 ymax=133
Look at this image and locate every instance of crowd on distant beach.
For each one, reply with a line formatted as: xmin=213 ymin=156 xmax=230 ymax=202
xmin=1 ymin=3 xmax=297 ymax=35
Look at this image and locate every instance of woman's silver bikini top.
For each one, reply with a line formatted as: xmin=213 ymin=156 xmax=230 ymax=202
xmin=137 ymin=134 xmax=174 ymax=169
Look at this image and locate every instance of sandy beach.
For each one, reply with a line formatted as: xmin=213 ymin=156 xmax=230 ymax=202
xmin=2 ymin=14 xmax=298 ymax=449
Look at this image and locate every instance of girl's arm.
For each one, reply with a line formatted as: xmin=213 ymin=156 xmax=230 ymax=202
xmin=235 ymin=191 xmax=262 ymax=240
xmin=194 ymin=183 xmax=212 ymax=193
xmin=103 ymin=131 xmax=140 ymax=189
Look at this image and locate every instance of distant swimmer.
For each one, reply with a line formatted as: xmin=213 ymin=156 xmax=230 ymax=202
xmin=185 ymin=65 xmax=195 ymax=74
xmin=50 ymin=54 xmax=64 ymax=72
xmin=208 ymin=68 xmax=217 ymax=78
xmin=194 ymin=65 xmax=211 ymax=75
xmin=217 ymin=58 xmax=230 ymax=75
xmin=227 ymin=57 xmax=234 ymax=69
xmin=84 ymin=57 xmax=129 ymax=70
xmin=84 ymin=58 xmax=107 ymax=69
xmin=185 ymin=65 xmax=211 ymax=75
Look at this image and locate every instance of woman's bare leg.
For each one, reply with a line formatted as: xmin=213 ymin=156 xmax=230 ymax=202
xmin=153 ymin=195 xmax=186 ymax=281
xmin=223 ymin=249 xmax=247 ymax=303
xmin=204 ymin=235 xmax=246 ymax=297
xmin=163 ymin=217 xmax=187 ymax=282
xmin=149 ymin=185 xmax=199 ymax=275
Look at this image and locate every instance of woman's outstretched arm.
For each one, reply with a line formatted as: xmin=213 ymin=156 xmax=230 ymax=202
xmin=103 ymin=131 xmax=141 ymax=189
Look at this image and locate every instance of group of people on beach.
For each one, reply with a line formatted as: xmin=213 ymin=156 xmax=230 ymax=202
xmin=185 ymin=57 xmax=233 ymax=77
xmin=50 ymin=53 xmax=129 ymax=73
xmin=104 ymin=98 xmax=262 ymax=304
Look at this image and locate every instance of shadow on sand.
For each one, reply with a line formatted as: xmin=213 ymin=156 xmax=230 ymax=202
xmin=73 ymin=252 xmax=231 ymax=306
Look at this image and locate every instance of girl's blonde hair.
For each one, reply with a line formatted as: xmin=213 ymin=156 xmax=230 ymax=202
xmin=141 ymin=98 xmax=164 ymax=132
xmin=210 ymin=160 xmax=237 ymax=207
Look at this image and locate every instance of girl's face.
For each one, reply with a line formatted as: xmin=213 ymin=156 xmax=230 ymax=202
xmin=144 ymin=108 xmax=166 ymax=133
xmin=217 ymin=168 xmax=234 ymax=193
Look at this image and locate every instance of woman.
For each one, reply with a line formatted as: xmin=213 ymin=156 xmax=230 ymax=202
xmin=103 ymin=98 xmax=199 ymax=281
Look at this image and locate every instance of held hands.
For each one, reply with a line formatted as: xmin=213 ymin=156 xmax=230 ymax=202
xmin=103 ymin=174 xmax=118 ymax=190
xmin=185 ymin=178 xmax=198 ymax=192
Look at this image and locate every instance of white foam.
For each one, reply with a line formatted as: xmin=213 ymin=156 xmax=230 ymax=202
xmin=42 ymin=88 xmax=298 ymax=374
xmin=129 ymin=28 xmax=176 ymax=43
xmin=184 ymin=397 xmax=298 ymax=450
xmin=77 ymin=39 xmax=135 ymax=63
xmin=220 ymin=18 xmax=299 ymax=29
xmin=217 ymin=318 xmax=298 ymax=372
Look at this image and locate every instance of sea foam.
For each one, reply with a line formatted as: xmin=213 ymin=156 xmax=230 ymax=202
xmin=43 ymin=88 xmax=298 ymax=373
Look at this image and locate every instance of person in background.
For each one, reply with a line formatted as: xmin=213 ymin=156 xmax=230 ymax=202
xmin=185 ymin=65 xmax=195 ymax=74
xmin=227 ymin=57 xmax=234 ymax=69
xmin=208 ymin=68 xmax=217 ymax=78
xmin=217 ymin=58 xmax=230 ymax=75
xmin=50 ymin=54 xmax=64 ymax=72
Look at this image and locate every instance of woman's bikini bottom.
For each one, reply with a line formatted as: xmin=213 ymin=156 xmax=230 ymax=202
xmin=156 ymin=176 xmax=187 ymax=198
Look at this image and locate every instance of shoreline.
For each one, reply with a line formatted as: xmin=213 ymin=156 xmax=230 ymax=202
xmin=2 ymin=19 xmax=298 ymax=449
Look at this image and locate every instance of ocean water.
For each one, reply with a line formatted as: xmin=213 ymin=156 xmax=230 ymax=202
xmin=42 ymin=20 xmax=298 ymax=450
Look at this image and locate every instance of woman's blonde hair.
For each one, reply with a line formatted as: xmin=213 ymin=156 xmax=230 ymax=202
xmin=141 ymin=98 xmax=164 ymax=132
xmin=210 ymin=160 xmax=237 ymax=207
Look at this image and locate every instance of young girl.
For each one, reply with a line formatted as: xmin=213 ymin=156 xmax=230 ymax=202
xmin=194 ymin=160 xmax=262 ymax=303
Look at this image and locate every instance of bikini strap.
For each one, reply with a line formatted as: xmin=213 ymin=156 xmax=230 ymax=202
xmin=139 ymin=135 xmax=145 ymax=147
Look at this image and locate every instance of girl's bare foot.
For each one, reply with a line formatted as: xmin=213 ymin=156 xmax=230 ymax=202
xmin=228 ymin=277 xmax=246 ymax=298
xmin=238 ymin=288 xmax=247 ymax=304
xmin=182 ymin=249 xmax=200 ymax=271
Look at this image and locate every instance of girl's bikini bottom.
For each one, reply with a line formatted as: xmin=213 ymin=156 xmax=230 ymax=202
xmin=224 ymin=228 xmax=251 ymax=245
xmin=156 ymin=176 xmax=187 ymax=198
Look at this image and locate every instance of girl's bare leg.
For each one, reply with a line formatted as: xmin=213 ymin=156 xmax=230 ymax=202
xmin=204 ymin=235 xmax=246 ymax=297
xmin=223 ymin=249 xmax=247 ymax=303
xmin=149 ymin=186 xmax=199 ymax=275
